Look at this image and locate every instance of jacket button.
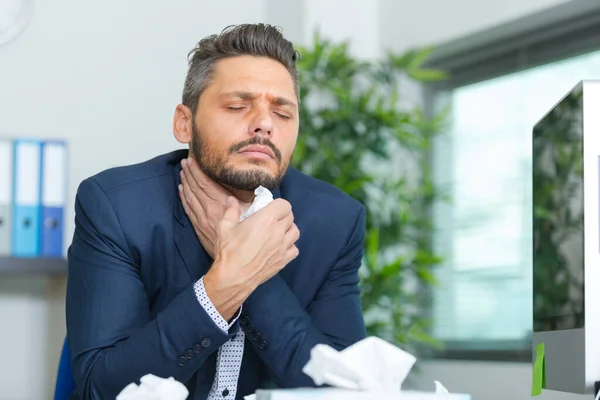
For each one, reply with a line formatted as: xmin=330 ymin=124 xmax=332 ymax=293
xmin=185 ymin=349 xmax=194 ymax=359
xmin=258 ymin=340 xmax=267 ymax=350
xmin=248 ymin=323 xmax=255 ymax=331
xmin=240 ymin=315 xmax=250 ymax=325
xmin=252 ymin=331 xmax=262 ymax=341
xmin=193 ymin=344 xmax=202 ymax=353
xmin=201 ymin=337 xmax=212 ymax=348
xmin=177 ymin=356 xmax=187 ymax=366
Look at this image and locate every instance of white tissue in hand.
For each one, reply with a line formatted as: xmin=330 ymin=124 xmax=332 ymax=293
xmin=302 ymin=336 xmax=416 ymax=391
xmin=239 ymin=186 xmax=274 ymax=221
xmin=116 ymin=374 xmax=189 ymax=400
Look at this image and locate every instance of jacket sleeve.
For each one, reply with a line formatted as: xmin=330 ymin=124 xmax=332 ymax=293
xmin=66 ymin=178 xmax=232 ymax=400
xmin=239 ymin=204 xmax=368 ymax=388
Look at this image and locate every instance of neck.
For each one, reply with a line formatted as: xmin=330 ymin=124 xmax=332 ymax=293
xmin=227 ymin=187 xmax=255 ymax=205
xmin=215 ymin=182 xmax=255 ymax=208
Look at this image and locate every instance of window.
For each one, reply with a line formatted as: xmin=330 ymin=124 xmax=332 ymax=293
xmin=426 ymin=1 xmax=600 ymax=359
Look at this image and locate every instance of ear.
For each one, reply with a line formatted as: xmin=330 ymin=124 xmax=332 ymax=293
xmin=173 ymin=104 xmax=194 ymax=144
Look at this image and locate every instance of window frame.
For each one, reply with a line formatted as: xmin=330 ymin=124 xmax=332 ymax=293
xmin=422 ymin=0 xmax=600 ymax=362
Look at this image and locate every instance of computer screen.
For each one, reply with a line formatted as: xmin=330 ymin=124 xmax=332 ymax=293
xmin=532 ymin=84 xmax=585 ymax=333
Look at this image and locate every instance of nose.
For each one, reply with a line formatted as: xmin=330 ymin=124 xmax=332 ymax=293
xmin=249 ymin=108 xmax=274 ymax=137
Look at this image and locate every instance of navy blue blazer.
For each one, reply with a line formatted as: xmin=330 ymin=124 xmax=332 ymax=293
xmin=66 ymin=149 xmax=367 ymax=400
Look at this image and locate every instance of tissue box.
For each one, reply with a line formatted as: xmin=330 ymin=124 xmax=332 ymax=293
xmin=254 ymin=388 xmax=470 ymax=400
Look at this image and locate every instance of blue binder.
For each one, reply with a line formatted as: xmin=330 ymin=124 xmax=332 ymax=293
xmin=12 ymin=139 xmax=42 ymax=257
xmin=40 ymin=140 xmax=67 ymax=257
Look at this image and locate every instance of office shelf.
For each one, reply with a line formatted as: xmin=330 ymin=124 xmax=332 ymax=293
xmin=0 ymin=256 xmax=67 ymax=276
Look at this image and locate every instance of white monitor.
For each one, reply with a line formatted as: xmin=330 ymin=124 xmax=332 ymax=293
xmin=532 ymin=80 xmax=600 ymax=395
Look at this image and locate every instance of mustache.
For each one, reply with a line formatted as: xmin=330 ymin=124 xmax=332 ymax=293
xmin=229 ymin=137 xmax=282 ymax=162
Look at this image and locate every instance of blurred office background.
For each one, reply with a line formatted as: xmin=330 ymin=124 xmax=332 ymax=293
xmin=1 ymin=0 xmax=599 ymax=399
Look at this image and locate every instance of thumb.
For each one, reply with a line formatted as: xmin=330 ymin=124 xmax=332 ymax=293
xmin=221 ymin=196 xmax=241 ymax=224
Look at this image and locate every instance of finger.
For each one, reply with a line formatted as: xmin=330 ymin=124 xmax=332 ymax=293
xmin=181 ymin=187 xmax=216 ymax=254
xmin=266 ymin=211 xmax=293 ymax=240
xmin=284 ymin=223 xmax=300 ymax=248
xmin=283 ymin=245 xmax=300 ymax=266
xmin=265 ymin=198 xmax=293 ymax=221
xmin=180 ymin=168 xmax=200 ymax=207
xmin=178 ymin=184 xmax=196 ymax=221
xmin=279 ymin=212 xmax=294 ymax=231
xmin=180 ymin=163 xmax=208 ymax=208
xmin=186 ymin=157 xmax=228 ymax=202
xmin=180 ymin=170 xmax=206 ymax=217
xmin=221 ymin=196 xmax=242 ymax=225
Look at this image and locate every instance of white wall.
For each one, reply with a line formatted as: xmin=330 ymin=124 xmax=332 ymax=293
xmin=303 ymin=0 xmax=381 ymax=59
xmin=0 ymin=0 xmax=580 ymax=399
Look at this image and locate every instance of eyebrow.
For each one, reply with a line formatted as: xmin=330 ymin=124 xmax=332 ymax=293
xmin=222 ymin=91 xmax=297 ymax=108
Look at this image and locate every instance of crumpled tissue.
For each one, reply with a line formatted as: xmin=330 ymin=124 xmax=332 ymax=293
xmin=239 ymin=186 xmax=274 ymax=221
xmin=245 ymin=336 xmax=454 ymax=400
xmin=434 ymin=380 xmax=449 ymax=394
xmin=302 ymin=336 xmax=420 ymax=391
xmin=116 ymin=374 xmax=189 ymax=400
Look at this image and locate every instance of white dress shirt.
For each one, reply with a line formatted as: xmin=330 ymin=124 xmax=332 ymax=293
xmin=194 ymin=276 xmax=245 ymax=399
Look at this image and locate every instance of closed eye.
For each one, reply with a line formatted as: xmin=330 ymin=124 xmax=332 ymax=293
xmin=226 ymin=106 xmax=291 ymax=119
xmin=275 ymin=112 xmax=291 ymax=120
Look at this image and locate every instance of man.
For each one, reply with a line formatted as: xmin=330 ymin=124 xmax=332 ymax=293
xmin=66 ymin=23 xmax=367 ymax=400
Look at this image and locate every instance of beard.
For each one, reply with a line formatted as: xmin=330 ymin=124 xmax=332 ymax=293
xmin=190 ymin=121 xmax=289 ymax=191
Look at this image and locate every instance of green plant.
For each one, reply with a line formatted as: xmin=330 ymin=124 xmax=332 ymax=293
xmin=292 ymin=31 xmax=449 ymax=355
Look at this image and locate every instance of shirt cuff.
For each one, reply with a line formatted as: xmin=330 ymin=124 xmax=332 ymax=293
xmin=194 ymin=276 xmax=242 ymax=333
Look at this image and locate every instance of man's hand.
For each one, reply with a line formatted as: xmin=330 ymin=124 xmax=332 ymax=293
xmin=179 ymin=156 xmax=300 ymax=321
xmin=178 ymin=157 xmax=246 ymax=259
xmin=204 ymin=197 xmax=300 ymax=319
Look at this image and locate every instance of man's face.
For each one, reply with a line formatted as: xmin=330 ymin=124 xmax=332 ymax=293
xmin=190 ymin=55 xmax=299 ymax=191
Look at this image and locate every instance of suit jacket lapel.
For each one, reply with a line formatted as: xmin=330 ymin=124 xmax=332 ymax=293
xmin=271 ymin=186 xmax=281 ymax=200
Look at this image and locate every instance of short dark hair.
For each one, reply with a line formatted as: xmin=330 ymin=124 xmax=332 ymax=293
xmin=182 ymin=23 xmax=300 ymax=115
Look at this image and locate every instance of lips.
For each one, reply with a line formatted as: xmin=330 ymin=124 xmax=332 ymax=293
xmin=239 ymin=145 xmax=275 ymax=159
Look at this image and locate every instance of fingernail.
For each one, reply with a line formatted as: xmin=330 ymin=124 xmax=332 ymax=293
xmin=181 ymin=159 xmax=186 ymax=168
xmin=178 ymin=184 xmax=182 ymax=192
xmin=187 ymin=157 xmax=192 ymax=166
